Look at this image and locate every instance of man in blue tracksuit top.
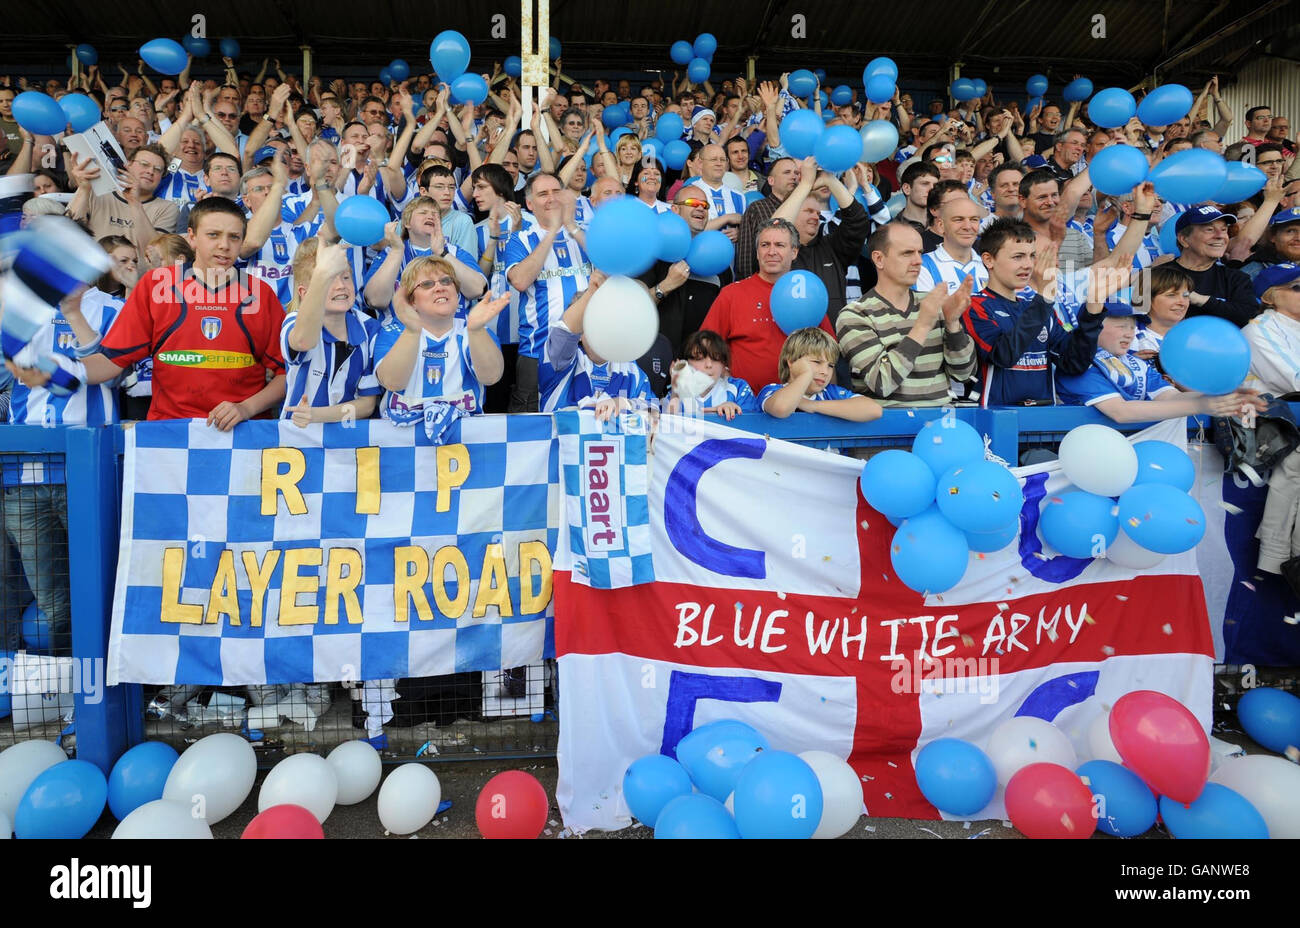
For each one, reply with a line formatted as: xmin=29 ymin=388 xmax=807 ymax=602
xmin=963 ymin=218 xmax=1104 ymax=406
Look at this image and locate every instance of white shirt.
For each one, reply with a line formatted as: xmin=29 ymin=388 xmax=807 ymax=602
xmin=1244 ymin=310 xmax=1300 ymax=395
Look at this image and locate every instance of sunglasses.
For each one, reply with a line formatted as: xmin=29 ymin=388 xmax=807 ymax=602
xmin=109 ymin=105 xmax=128 ymax=113
xmin=677 ymin=197 xmax=708 ymax=209
xmin=416 ymin=277 xmax=456 ymax=290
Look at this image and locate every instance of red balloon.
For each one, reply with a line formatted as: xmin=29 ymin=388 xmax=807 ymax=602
xmin=1108 ymin=690 xmax=1209 ymax=804
xmin=1005 ymin=763 xmax=1095 ymax=839
xmin=475 ymin=771 xmax=549 ymax=839
xmin=241 ymin=804 xmax=324 ymax=839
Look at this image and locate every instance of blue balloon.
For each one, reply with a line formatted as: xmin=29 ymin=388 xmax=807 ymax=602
xmin=1159 ymin=210 xmax=1184 ymax=256
xmin=1026 ymin=74 xmax=1049 ymax=96
xmin=1148 ymin=148 xmax=1228 ymax=204
xmin=1063 ymin=77 xmax=1093 ymax=103
xmin=865 ymin=75 xmax=895 ymax=105
xmin=450 ymin=73 xmax=488 ymax=106
xmin=950 ymin=79 xmax=977 ymax=102
xmin=670 ymin=40 xmax=694 ymax=66
xmin=813 ymin=124 xmax=862 ymax=173
xmin=744 ymin=190 xmax=764 ymax=207
xmin=1076 ymin=760 xmax=1157 ymax=837
xmin=1133 ymin=440 xmax=1195 ymax=491
xmin=14 ymin=760 xmax=108 ymax=839
xmin=182 ymin=35 xmax=210 ymax=57
xmin=1117 ymin=485 xmax=1205 ymax=554
xmin=219 ymin=38 xmax=241 ymax=60
xmin=1040 ymin=490 xmax=1118 ymax=559
xmin=12 ymin=92 xmax=67 ymax=136
xmin=1214 ymin=162 xmax=1267 ymax=204
xmin=971 ymin=79 xmax=988 ymax=98
xmin=861 ymin=450 xmax=936 ymax=521
xmin=911 ymin=418 xmax=985 ymax=478
xmin=430 ymin=30 xmax=471 ymax=80
xmin=685 ymin=229 xmax=734 ymax=275
xmin=830 ymin=85 xmax=853 ymax=106
xmin=788 ymin=70 xmax=818 ymax=98
xmin=859 ymin=119 xmax=899 ymax=163
xmin=1089 ymin=143 xmax=1150 ymax=196
xmin=813 ymin=69 xmax=827 ymax=85
xmin=601 ymin=104 xmax=627 ymax=129
xmin=657 ymin=210 xmax=692 ymax=262
xmin=378 ymin=68 xmax=393 ymax=87
xmin=59 ymin=93 xmax=101 ymax=133
xmin=780 ymin=109 xmax=823 ymax=159
xmin=676 ymin=719 xmax=769 ymax=801
xmin=139 ymin=38 xmax=188 ymax=75
xmin=504 ymin=56 xmax=522 ymax=78
xmin=1159 ymin=783 xmax=1269 ymax=839
xmin=549 ymin=37 xmax=562 ymax=60
xmin=74 ymin=44 xmax=98 ymax=66
xmin=1025 ymin=95 xmax=1044 ymax=113
xmin=662 ymin=138 xmax=690 ymax=170
xmin=732 ymin=751 xmax=823 ymax=839
xmin=1159 ymin=315 xmax=1250 ymax=396
xmin=1237 ymin=687 xmax=1300 ymax=755
xmin=587 ymin=197 xmax=660 ymax=277
xmin=693 ymin=33 xmax=717 ymax=61
xmin=334 ymin=195 xmax=390 ymax=247
xmin=624 ymin=754 xmax=694 ymax=826
xmin=863 ymin=57 xmax=898 ymax=84
xmin=22 ymin=602 xmax=51 ymax=651
xmin=389 ymin=59 xmax=410 ymax=82
xmin=655 ymin=111 xmax=685 ymax=142
xmin=965 ymin=521 xmax=1020 ymax=553
xmin=639 ymin=137 xmax=663 ymax=162
xmin=915 ymin=739 xmax=997 ymax=815
xmin=892 ymin=506 xmax=970 ymax=593
xmin=935 ymin=460 xmax=1023 ymax=534
xmin=1137 ymin=84 xmax=1193 ymax=127
xmin=770 ymin=270 xmax=829 ymax=334
xmin=687 ymin=58 xmax=711 ymax=84
xmin=1088 ymin=87 xmax=1137 ymax=129
xmin=654 ymin=794 xmax=738 ymax=838
xmin=0 ymin=650 xmax=12 ymax=719
xmin=107 ymin=741 xmax=180 ymax=821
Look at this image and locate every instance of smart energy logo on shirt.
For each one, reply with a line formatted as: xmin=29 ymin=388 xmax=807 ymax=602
xmin=156 ymin=350 xmax=255 ymax=369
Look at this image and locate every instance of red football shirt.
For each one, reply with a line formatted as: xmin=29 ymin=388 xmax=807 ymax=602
xmin=700 ymin=274 xmax=835 ymax=393
xmin=101 ymin=264 xmax=286 ymax=420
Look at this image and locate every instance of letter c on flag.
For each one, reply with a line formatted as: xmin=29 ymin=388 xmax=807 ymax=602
xmin=663 ymin=438 xmax=767 ymax=578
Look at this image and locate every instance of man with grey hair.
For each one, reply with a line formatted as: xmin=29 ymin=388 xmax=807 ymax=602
xmin=1044 ymin=127 xmax=1086 ymax=184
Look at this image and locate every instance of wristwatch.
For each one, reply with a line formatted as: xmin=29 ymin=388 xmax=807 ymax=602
xmin=654 ymin=286 xmax=665 ymax=301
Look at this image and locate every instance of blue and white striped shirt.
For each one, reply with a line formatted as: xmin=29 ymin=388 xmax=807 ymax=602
xmin=240 ymin=220 xmax=316 ymax=307
xmin=372 ymin=317 xmax=493 ymax=420
xmin=505 ymin=227 xmax=592 ymax=359
xmin=539 ymin=321 xmax=657 ymax=412
xmin=156 ymin=168 xmax=203 ymax=206
xmin=475 ymin=211 xmax=537 ymax=345
xmin=361 ymin=240 xmax=485 ymax=322
xmin=10 ymin=289 xmax=121 ymax=428
xmin=1104 ymin=222 xmax=1162 ymax=270
xmin=692 ymin=375 xmax=759 ymax=412
xmin=281 ymin=303 xmax=383 ymax=414
xmin=688 ymin=180 xmax=747 ymax=222
xmin=914 ymin=244 xmax=989 ymax=295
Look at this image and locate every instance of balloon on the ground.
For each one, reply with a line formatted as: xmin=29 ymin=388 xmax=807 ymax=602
xmin=12 ymin=92 xmax=67 ymax=136
xmin=1105 ymin=529 xmax=1164 ymax=569
xmin=859 ymin=120 xmax=899 ymax=163
xmin=693 ymin=33 xmax=717 ymax=60
xmin=624 ymin=754 xmax=693 ymax=826
xmin=75 ymin=44 xmax=98 ymax=66
xmin=1077 ymin=759 xmax=1157 ymax=837
xmin=1117 ymin=483 xmax=1205 ymax=554
xmin=1089 ymin=144 xmax=1150 ymax=196
xmin=429 ymin=30 xmax=471 ymax=80
xmin=162 ymin=732 xmax=256 ymax=825
xmin=327 ymin=740 xmax=382 ymax=805
xmin=1059 ymin=423 xmax=1138 ymax=496
xmin=504 ymin=56 xmax=522 ymax=78
xmin=731 ymin=750 xmax=823 ymax=839
xmin=656 ymin=209 xmax=692 ymax=262
xmin=1159 ymin=316 xmax=1251 ymax=395
xmin=1137 ymin=84 xmax=1193 ymax=126
xmin=14 ymin=760 xmax=107 ymax=839
xmin=797 ymin=751 xmax=862 ymax=839
xmin=654 ymin=793 xmax=738 ymax=838
xmin=389 ymin=59 xmax=410 ymax=81
xmin=911 ymin=418 xmax=984 ymax=478
xmin=770 ymin=270 xmax=829 ymax=333
xmin=1039 ymin=489 xmax=1119 ymax=559
xmin=685 ymin=229 xmax=734 ymax=275
xmin=814 ymin=124 xmax=863 ymax=173
xmin=583 ymin=275 xmax=658 ymax=363
xmin=139 ymin=38 xmax=188 ymax=74
xmin=986 ymin=716 xmax=1077 ymax=786
xmin=860 ymin=449 xmax=936 ymax=521
xmin=965 ymin=520 xmax=1019 ymax=553
xmin=377 ymin=763 xmax=441 ymax=835
xmin=242 ymin=804 xmax=324 ymax=839
xmin=676 ymin=719 xmax=768 ymax=801
xmin=258 ymin=753 xmax=338 ymax=824
xmin=333 ymin=195 xmax=390 ymax=247
xmin=59 ymin=93 xmax=102 ymax=133
xmin=587 ymin=197 xmax=660 ymax=277
xmin=670 ymin=40 xmax=694 ymax=66
xmin=1109 ymin=690 xmax=1209 ymax=804
xmin=1088 ymin=87 xmax=1137 ymax=128
xmin=1132 ymin=440 xmax=1195 ymax=491
xmin=476 ymin=770 xmax=549 ymax=839
xmin=1159 ymin=782 xmax=1269 ymax=839
xmin=1214 ymin=162 xmax=1267 ymax=203
xmin=780 ymin=109 xmax=824 ymax=159
xmin=655 ymin=111 xmax=685 ymax=141
xmin=891 ymin=506 xmax=970 ymax=594
xmin=687 ymin=58 xmax=710 ymax=83
xmin=450 ymin=73 xmax=488 ymax=106
xmin=108 ymin=740 xmax=179 ymax=821
xmin=1148 ymin=148 xmax=1228 ymax=204
xmin=1006 ymin=763 xmax=1093 ymax=838
xmin=1236 ymin=687 xmax=1300 ymax=755
xmin=219 ymin=38 xmax=240 ymax=59
xmin=865 ymin=75 xmax=895 ymax=105
xmin=935 ymin=460 xmax=1023 ymax=533
xmin=1063 ymin=77 xmax=1093 ymax=102
xmin=915 ymin=738 xmax=997 ymax=815
xmin=788 ymin=70 xmax=817 ymax=98
xmin=112 ymin=799 xmax=212 ymax=839
xmin=1209 ymin=754 xmax=1300 ymax=838
xmin=863 ymin=57 xmax=898 ymax=84
xmin=0 ymin=740 xmax=67 ymax=822
xmin=1086 ymin=709 xmax=1124 ymax=764
xmin=1026 ymin=74 xmax=1049 ymax=96
xmin=662 ymin=138 xmax=690 ymax=170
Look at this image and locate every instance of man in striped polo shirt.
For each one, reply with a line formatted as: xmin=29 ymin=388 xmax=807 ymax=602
xmin=836 ymin=223 xmax=977 ymax=406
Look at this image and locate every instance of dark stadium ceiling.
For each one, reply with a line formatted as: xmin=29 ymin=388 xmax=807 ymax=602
xmin=1 ymin=0 xmax=1297 ymax=91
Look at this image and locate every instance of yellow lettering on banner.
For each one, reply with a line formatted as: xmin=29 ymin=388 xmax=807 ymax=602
xmin=472 ymin=543 xmax=513 ymax=618
xmin=160 ymin=547 xmax=202 ymax=624
xmin=431 ymin=545 xmax=470 ymax=618
xmin=518 ymin=541 xmax=554 ymax=613
xmin=394 ymin=546 xmax=433 ymax=624
xmin=278 ymin=548 xmax=323 ymax=625
xmin=241 ymin=549 xmax=281 ymax=628
xmin=355 ymin=447 xmax=380 ymax=515
xmin=261 ymin=447 xmax=308 ymax=516
xmin=435 ymin=444 xmax=470 ymax=512
xmin=204 ymin=549 xmax=242 ymax=625
xmin=324 ymin=547 xmax=364 ymax=625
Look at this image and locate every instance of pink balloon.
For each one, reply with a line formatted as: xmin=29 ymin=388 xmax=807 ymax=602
xmin=1005 ymin=763 xmax=1095 ymax=839
xmin=1109 ymin=690 xmax=1209 ymax=804
xmin=241 ymin=804 xmax=324 ymax=839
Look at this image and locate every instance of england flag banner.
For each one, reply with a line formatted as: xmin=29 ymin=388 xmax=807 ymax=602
xmin=554 ymin=414 xmax=1214 ymax=831
xmin=108 ymin=416 xmax=558 ymax=686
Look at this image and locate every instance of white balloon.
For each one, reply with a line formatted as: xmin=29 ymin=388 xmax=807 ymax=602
xmin=986 ymin=716 xmax=1078 ymax=786
xmin=581 ymin=275 xmax=658 ymax=363
xmin=1086 ymin=710 xmax=1124 ymax=764
xmin=1059 ymin=424 xmax=1138 ymax=497
xmin=1106 ymin=529 xmax=1165 ymax=569
xmin=0 ymin=740 xmax=67 ymax=822
xmin=377 ymin=763 xmax=441 ymax=835
xmin=258 ymin=753 xmax=338 ymax=824
xmin=162 ymin=732 xmax=256 ymax=825
xmin=112 ymin=799 xmax=213 ymax=839
xmin=327 ymin=740 xmax=383 ymax=806
xmin=798 ymin=750 xmax=864 ymax=839
xmin=0 ymin=810 xmax=10 ymax=838
xmin=1210 ymin=755 xmax=1300 ymax=839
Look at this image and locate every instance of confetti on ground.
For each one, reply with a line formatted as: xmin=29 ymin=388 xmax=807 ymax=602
xmin=886 ymin=760 xmax=898 ymax=767
xmin=1101 ymin=645 xmax=1116 ymax=656
xmin=864 ymin=824 xmax=877 ymax=832
xmin=968 ymin=828 xmax=992 ymax=839
xmin=917 ymin=827 xmax=944 ymax=839
xmin=1001 ymin=820 xmax=1013 ymax=828
xmin=1162 ymin=623 xmax=1173 ymax=635
xmin=1242 ymin=582 xmax=1256 ymax=592
xmin=861 ymin=521 xmax=870 ymax=530
xmin=777 ymin=591 xmax=787 ymax=600
xmin=861 ymin=774 xmax=874 ymax=781
xmin=1219 ymin=501 xmax=1244 ymax=515
xmin=963 ymin=821 xmax=971 ymax=829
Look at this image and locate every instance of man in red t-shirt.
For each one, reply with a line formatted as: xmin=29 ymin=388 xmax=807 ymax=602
xmin=16 ymin=198 xmax=287 ymax=428
xmin=700 ymin=217 xmax=835 ymax=394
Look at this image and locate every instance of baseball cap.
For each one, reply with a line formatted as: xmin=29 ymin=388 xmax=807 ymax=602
xmin=251 ymin=145 xmax=279 ymax=165
xmin=1269 ymin=207 xmax=1300 ymax=227
xmin=1175 ymin=205 xmax=1237 ymax=234
xmin=1102 ymin=300 xmax=1136 ymax=316
xmin=1253 ymin=262 xmax=1300 ymax=299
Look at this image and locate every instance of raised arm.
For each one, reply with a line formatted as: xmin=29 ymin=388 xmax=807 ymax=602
xmin=487 ymin=90 xmax=522 ymax=164
xmin=1228 ymin=176 xmax=1285 ymax=261
xmin=239 ymin=156 xmax=288 ymax=257
xmin=287 ymin=242 xmax=351 ymax=353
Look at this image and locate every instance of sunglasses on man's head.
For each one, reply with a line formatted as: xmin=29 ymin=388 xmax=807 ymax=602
xmin=677 ymin=197 xmax=708 ymax=209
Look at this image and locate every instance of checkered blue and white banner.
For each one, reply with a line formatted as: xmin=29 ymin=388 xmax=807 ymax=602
xmin=107 ymin=416 xmax=559 ymax=686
